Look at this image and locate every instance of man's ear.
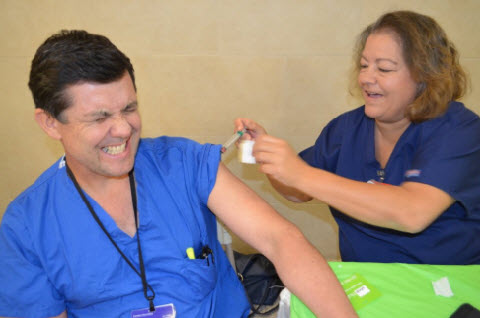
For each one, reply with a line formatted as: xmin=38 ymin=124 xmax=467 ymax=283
xmin=34 ymin=108 xmax=62 ymax=140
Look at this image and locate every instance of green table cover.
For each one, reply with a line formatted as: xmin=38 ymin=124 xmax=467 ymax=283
xmin=291 ymin=262 xmax=480 ymax=318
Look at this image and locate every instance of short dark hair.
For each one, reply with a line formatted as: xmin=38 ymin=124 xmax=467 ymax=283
xmin=28 ymin=30 xmax=135 ymax=121
xmin=350 ymin=11 xmax=468 ymax=123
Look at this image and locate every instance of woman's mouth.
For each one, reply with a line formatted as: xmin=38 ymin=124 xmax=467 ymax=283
xmin=366 ymin=90 xmax=383 ymax=97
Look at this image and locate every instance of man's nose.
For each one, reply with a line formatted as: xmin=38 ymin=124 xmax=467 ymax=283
xmin=110 ymin=115 xmax=132 ymax=137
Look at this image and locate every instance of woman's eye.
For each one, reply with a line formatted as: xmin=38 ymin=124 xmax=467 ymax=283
xmin=379 ymin=68 xmax=392 ymax=72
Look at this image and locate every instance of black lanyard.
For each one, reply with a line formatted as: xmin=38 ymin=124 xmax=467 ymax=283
xmin=65 ymin=163 xmax=156 ymax=312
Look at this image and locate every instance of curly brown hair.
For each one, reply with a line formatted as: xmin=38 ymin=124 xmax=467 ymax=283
xmin=350 ymin=10 xmax=469 ymax=123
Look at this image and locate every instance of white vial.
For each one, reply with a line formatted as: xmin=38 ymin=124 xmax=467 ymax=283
xmin=238 ymin=140 xmax=256 ymax=164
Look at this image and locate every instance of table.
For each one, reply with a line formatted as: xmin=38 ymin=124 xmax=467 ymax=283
xmin=291 ymin=262 xmax=480 ymax=317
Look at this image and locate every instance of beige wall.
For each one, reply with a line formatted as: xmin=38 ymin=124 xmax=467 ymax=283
xmin=0 ymin=0 xmax=479 ymax=261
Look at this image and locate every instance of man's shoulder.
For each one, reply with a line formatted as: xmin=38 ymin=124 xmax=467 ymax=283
xmin=9 ymin=157 xmax=66 ymax=211
xmin=139 ymin=136 xmax=201 ymax=152
xmin=138 ymin=136 xmax=220 ymax=159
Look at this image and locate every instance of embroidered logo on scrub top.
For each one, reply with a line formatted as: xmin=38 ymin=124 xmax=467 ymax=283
xmin=405 ymin=169 xmax=421 ymax=178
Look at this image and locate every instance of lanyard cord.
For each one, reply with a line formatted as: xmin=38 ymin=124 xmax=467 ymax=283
xmin=65 ymin=164 xmax=156 ymax=312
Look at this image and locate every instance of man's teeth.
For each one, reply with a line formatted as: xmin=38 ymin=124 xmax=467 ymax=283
xmin=102 ymin=143 xmax=126 ymax=155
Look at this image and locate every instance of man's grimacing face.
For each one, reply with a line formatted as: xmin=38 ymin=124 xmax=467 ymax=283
xmin=53 ymin=71 xmax=142 ymax=181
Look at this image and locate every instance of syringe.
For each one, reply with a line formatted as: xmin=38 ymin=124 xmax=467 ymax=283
xmin=220 ymin=129 xmax=246 ymax=153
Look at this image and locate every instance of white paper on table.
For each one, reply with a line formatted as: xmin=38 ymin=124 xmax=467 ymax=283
xmin=432 ymin=276 xmax=454 ymax=297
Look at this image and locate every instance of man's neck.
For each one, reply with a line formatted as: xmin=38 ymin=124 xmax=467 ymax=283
xmin=67 ymin=164 xmax=137 ymax=237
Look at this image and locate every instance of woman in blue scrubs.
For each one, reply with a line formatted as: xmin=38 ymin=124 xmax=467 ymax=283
xmin=235 ymin=10 xmax=480 ymax=265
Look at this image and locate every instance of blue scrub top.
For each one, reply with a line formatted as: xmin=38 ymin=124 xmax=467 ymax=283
xmin=299 ymin=102 xmax=480 ymax=264
xmin=0 ymin=137 xmax=250 ymax=318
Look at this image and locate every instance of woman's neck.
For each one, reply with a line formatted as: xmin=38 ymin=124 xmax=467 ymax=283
xmin=374 ymin=118 xmax=411 ymax=168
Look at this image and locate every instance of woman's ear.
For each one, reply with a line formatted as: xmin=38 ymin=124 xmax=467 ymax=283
xmin=34 ymin=108 xmax=62 ymax=140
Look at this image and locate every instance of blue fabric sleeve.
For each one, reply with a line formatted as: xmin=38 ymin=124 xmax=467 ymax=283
xmin=145 ymin=137 xmax=221 ymax=207
xmin=192 ymin=142 xmax=222 ymax=206
xmin=0 ymin=203 xmax=65 ymax=318
xmin=405 ymin=108 xmax=480 ymax=214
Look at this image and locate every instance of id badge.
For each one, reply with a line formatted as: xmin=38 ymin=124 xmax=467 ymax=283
xmin=131 ymin=303 xmax=176 ymax=318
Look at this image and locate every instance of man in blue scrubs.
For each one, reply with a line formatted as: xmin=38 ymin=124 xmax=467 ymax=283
xmin=0 ymin=30 xmax=357 ymax=317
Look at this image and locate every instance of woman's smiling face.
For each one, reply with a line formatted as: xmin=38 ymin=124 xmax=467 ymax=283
xmin=358 ymin=31 xmax=418 ymax=124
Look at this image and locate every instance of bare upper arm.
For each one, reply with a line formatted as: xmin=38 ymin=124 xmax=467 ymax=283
xmin=207 ymin=163 xmax=296 ymax=258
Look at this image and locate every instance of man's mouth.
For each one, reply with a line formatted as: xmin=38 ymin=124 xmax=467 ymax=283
xmin=102 ymin=142 xmax=126 ymax=155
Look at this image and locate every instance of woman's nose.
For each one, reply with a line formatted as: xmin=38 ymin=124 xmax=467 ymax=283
xmin=358 ymin=67 xmax=377 ymax=86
